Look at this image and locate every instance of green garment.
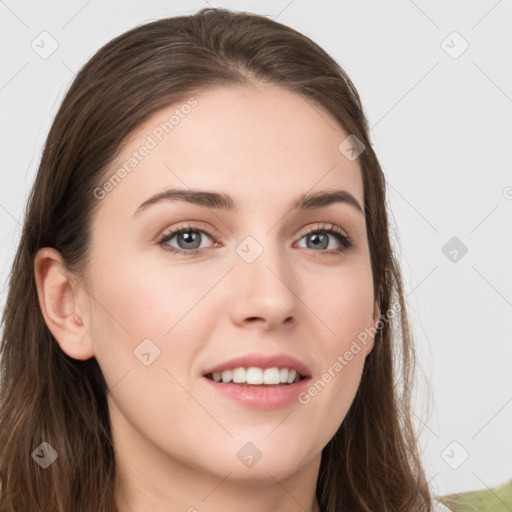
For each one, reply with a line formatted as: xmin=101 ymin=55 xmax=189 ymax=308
xmin=437 ymin=480 xmax=512 ymax=512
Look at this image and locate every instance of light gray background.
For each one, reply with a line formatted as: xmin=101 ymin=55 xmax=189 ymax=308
xmin=1 ymin=0 xmax=511 ymax=498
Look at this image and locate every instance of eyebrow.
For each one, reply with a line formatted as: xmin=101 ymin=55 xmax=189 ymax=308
xmin=134 ymin=188 xmax=364 ymax=216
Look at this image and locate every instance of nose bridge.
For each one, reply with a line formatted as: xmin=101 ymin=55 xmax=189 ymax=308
xmin=230 ymin=229 xmax=298 ymax=326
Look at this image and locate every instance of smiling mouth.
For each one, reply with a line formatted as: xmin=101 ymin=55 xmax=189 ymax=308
xmin=204 ymin=375 xmax=305 ymax=387
xmin=203 ymin=367 xmax=307 ymax=386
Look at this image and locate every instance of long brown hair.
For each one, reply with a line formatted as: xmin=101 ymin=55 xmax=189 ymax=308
xmin=0 ymin=7 xmax=433 ymax=511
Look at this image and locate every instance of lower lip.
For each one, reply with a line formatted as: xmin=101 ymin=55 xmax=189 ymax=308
xmin=202 ymin=376 xmax=311 ymax=410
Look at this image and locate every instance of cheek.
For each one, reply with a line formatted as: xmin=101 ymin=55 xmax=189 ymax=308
xmin=293 ymin=260 xmax=375 ymax=433
xmin=302 ymin=257 xmax=376 ymax=345
xmin=85 ymin=255 xmax=204 ymax=453
xmin=301 ymin=351 xmax=366 ymax=457
xmin=297 ymin=323 xmax=371 ymax=457
xmin=87 ymin=251 xmax=195 ymax=338
xmin=86 ymin=251 xmax=220 ymax=392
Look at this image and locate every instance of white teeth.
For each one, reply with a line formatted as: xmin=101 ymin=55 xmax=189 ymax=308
xmin=209 ymin=366 xmax=302 ymax=385
xmin=263 ymin=367 xmax=281 ymax=385
xmin=246 ymin=367 xmax=263 ymax=384
xmin=221 ymin=370 xmax=233 ymax=383
xmin=232 ymin=367 xmax=246 ymax=383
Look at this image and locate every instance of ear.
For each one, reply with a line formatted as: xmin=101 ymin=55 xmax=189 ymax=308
xmin=34 ymin=247 xmax=95 ymax=360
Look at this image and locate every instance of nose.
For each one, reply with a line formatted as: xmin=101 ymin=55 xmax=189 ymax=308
xmin=228 ymin=240 xmax=299 ymax=330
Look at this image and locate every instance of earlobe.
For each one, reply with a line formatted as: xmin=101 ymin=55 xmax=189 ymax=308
xmin=34 ymin=247 xmax=95 ymax=360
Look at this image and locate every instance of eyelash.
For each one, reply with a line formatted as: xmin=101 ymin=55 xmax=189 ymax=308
xmin=156 ymin=223 xmax=354 ymax=257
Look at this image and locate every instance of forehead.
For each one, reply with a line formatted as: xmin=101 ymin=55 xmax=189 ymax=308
xmin=99 ymin=83 xmax=364 ymax=217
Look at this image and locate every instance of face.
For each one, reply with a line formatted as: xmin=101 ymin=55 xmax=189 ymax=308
xmin=78 ymin=84 xmax=379 ymax=484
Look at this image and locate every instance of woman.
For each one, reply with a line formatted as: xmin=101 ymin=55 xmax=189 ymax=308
xmin=0 ymin=7 xmax=449 ymax=511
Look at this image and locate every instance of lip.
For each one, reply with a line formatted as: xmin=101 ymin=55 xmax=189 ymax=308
xmin=202 ymin=352 xmax=311 ymax=378
xmin=202 ymin=375 xmax=312 ymax=410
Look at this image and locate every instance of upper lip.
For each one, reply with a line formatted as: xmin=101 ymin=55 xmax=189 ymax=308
xmin=203 ymin=352 xmax=311 ymax=378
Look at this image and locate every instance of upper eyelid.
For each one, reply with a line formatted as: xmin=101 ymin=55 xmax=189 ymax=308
xmin=301 ymin=223 xmax=348 ymax=236
xmin=159 ymin=223 xmax=216 ymax=241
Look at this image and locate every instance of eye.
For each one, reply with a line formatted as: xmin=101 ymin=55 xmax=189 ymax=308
xmin=157 ymin=222 xmax=353 ymax=256
xmin=295 ymin=223 xmax=353 ymax=255
xmin=157 ymin=224 xmax=217 ymax=255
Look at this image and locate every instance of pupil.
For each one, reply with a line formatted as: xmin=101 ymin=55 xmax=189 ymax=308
xmin=309 ymin=233 xmax=327 ymax=250
xmin=179 ymin=231 xmax=200 ymax=249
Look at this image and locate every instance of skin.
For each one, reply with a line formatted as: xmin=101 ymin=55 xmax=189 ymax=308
xmin=35 ymin=82 xmax=380 ymax=512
